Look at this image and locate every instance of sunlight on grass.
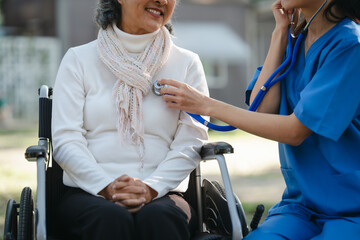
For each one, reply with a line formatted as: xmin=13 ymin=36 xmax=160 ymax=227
xmin=0 ymin=167 xmax=37 ymax=193
xmin=208 ymin=128 xmax=250 ymax=141
xmin=0 ymin=127 xmax=38 ymax=149
xmin=0 ymin=126 xmax=280 ymax=238
xmin=0 ymin=126 xmax=38 ymax=238
xmin=0 ymin=165 xmax=37 ymax=238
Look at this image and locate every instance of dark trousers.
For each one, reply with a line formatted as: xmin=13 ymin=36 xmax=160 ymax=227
xmin=56 ymin=187 xmax=198 ymax=240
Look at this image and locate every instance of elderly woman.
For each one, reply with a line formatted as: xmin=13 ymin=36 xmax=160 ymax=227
xmin=159 ymin=0 xmax=360 ymax=239
xmin=51 ymin=0 xmax=208 ymax=239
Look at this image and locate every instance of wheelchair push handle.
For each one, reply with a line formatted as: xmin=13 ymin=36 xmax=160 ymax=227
xmin=38 ymin=85 xmax=53 ymax=139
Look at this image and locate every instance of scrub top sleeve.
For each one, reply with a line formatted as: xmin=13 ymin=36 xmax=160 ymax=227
xmin=245 ymin=66 xmax=263 ymax=106
xmin=294 ymin=43 xmax=360 ymax=141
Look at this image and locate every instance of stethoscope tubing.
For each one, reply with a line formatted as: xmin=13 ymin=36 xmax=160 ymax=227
xmin=187 ymin=0 xmax=327 ymax=131
xmin=156 ymin=0 xmax=328 ymax=132
xmin=249 ymin=30 xmax=304 ymax=112
xmin=185 ymin=29 xmax=303 ymax=131
xmin=187 ymin=113 xmax=237 ymax=131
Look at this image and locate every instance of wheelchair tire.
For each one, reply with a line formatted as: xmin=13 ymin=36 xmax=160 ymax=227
xmin=209 ymin=180 xmax=249 ymax=237
xmin=4 ymin=199 xmax=18 ymax=240
xmin=17 ymin=187 xmax=34 ymax=240
xmin=211 ymin=181 xmax=226 ymax=198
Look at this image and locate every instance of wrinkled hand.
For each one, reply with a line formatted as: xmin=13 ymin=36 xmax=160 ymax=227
xmin=98 ymin=175 xmax=158 ymax=213
xmin=158 ymin=78 xmax=210 ymax=115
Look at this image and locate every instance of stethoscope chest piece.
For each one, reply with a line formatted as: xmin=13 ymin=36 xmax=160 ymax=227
xmin=153 ymin=80 xmax=166 ymax=96
xmin=152 ymin=80 xmax=236 ymax=132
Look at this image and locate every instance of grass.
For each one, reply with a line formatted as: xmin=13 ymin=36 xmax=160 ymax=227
xmin=0 ymin=126 xmax=277 ymax=238
xmin=208 ymin=128 xmax=250 ymax=141
xmin=0 ymin=127 xmax=38 ymax=149
xmin=0 ymin=164 xmax=37 ymax=239
xmin=0 ymin=126 xmax=38 ymax=238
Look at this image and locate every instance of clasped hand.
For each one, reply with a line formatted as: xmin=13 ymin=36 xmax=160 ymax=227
xmin=99 ymin=175 xmax=157 ymax=213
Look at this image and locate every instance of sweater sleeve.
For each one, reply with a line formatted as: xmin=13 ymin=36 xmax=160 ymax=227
xmin=143 ymin=54 xmax=209 ymax=198
xmin=52 ymin=49 xmax=114 ymax=196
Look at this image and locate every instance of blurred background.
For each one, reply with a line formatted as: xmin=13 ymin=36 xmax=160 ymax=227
xmin=0 ymin=0 xmax=285 ymax=236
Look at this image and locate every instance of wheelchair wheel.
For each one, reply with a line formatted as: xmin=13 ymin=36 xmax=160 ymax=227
xmin=4 ymin=199 xmax=18 ymax=240
xmin=211 ymin=181 xmax=226 ymax=198
xmin=17 ymin=187 xmax=34 ymax=240
xmin=203 ymin=180 xmax=249 ymax=237
xmin=212 ymin=181 xmax=250 ymax=236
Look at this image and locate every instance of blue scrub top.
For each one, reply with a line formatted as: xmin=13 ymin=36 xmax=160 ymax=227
xmin=246 ymin=18 xmax=360 ymax=216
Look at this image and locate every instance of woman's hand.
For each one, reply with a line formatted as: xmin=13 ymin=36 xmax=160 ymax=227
xmin=99 ymin=175 xmax=158 ymax=213
xmin=112 ymin=177 xmax=158 ymax=205
xmin=272 ymin=0 xmax=294 ymax=32
xmin=157 ymin=78 xmax=211 ymax=115
xmin=249 ymin=1 xmax=294 ymax=112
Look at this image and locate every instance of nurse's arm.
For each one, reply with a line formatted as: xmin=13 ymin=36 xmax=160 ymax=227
xmin=249 ymin=27 xmax=289 ymax=114
xmin=207 ymin=98 xmax=312 ymax=146
xmin=160 ymin=79 xmax=312 ymax=146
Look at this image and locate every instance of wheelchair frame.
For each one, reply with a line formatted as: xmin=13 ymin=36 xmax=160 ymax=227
xmin=4 ymin=85 xmax=264 ymax=240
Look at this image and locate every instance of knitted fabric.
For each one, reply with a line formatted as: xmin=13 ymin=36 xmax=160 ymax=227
xmin=97 ymin=24 xmax=172 ymax=162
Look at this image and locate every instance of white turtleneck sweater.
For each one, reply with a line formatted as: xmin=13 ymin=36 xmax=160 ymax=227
xmin=52 ymin=25 xmax=209 ymax=199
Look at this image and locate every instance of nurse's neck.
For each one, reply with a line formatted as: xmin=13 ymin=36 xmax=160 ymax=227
xmin=303 ymin=15 xmax=336 ymax=56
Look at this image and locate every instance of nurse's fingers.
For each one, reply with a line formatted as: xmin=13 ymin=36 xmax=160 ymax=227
xmin=162 ymin=94 xmax=194 ymax=112
xmin=164 ymin=99 xmax=180 ymax=109
xmin=158 ymin=78 xmax=183 ymax=88
xmin=162 ymin=94 xmax=180 ymax=105
xmin=271 ymin=0 xmax=292 ymax=28
xmin=160 ymin=86 xmax=179 ymax=96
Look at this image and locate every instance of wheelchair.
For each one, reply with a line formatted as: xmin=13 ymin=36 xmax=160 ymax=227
xmin=3 ymin=85 xmax=264 ymax=240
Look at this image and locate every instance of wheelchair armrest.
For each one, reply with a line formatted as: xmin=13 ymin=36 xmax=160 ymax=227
xmin=200 ymin=142 xmax=233 ymax=160
xmin=25 ymin=145 xmax=47 ymax=162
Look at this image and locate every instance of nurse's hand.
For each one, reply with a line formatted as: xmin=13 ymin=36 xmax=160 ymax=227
xmin=272 ymin=0 xmax=294 ymax=31
xmin=158 ymin=79 xmax=211 ymax=115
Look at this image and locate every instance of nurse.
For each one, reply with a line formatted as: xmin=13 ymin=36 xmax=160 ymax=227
xmin=158 ymin=0 xmax=360 ymax=239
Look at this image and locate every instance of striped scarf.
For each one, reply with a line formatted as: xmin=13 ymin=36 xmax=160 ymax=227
xmin=97 ymin=25 xmax=172 ymax=162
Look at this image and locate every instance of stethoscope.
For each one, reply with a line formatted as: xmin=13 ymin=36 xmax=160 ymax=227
xmin=153 ymin=0 xmax=328 ymax=131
